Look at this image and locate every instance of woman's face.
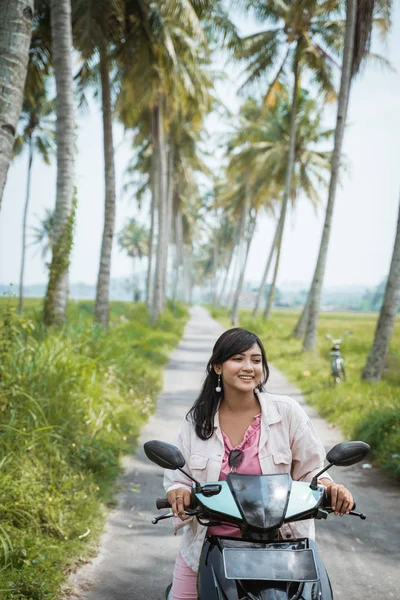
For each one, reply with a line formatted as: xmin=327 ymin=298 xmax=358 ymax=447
xmin=215 ymin=344 xmax=263 ymax=394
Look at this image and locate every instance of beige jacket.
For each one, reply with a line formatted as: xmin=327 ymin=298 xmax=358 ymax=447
xmin=164 ymin=391 xmax=332 ymax=573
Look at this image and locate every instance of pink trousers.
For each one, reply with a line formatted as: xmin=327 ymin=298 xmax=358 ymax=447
xmin=171 ymin=552 xmax=197 ymax=600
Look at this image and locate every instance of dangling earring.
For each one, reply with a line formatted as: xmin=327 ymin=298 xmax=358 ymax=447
xmin=215 ymin=375 xmax=222 ymax=393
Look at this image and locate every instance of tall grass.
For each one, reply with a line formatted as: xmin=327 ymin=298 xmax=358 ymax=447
xmin=211 ymin=307 xmax=400 ymax=481
xmin=0 ymin=298 xmax=188 ymax=599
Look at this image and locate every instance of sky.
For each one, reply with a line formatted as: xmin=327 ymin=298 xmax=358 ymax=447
xmin=1 ymin=6 xmax=400 ymax=292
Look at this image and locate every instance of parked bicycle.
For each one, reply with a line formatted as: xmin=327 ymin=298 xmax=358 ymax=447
xmin=326 ymin=332 xmax=351 ymax=384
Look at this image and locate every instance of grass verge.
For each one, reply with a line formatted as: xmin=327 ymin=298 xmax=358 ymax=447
xmin=210 ymin=307 xmax=400 ymax=481
xmin=0 ymin=298 xmax=188 ymax=599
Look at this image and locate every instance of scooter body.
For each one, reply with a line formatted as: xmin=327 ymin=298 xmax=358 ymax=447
xmin=145 ymin=439 xmax=369 ymax=600
xmin=193 ymin=474 xmax=331 ymax=600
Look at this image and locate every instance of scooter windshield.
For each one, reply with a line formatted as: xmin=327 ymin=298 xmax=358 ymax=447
xmin=227 ymin=473 xmax=290 ymax=531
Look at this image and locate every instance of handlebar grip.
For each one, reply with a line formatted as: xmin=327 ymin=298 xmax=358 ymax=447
xmin=321 ymin=490 xmax=357 ymax=512
xmin=156 ymin=497 xmax=171 ymax=510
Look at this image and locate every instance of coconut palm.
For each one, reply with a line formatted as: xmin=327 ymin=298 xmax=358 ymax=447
xmin=302 ymin=0 xmax=392 ymax=350
xmin=234 ymin=0 xmax=339 ymax=318
xmin=117 ymin=0 xmax=234 ymax=322
xmin=43 ymin=0 xmax=75 ymax=326
xmin=14 ymin=82 xmax=56 ymax=314
xmin=0 ymin=0 xmax=34 ymax=210
xmin=72 ymin=0 xmax=124 ymax=327
xmin=225 ymin=88 xmax=333 ymax=320
xmin=362 ymin=195 xmax=400 ymax=381
xmin=118 ymin=218 xmax=149 ymax=302
xmin=31 ymin=207 xmax=55 ymax=263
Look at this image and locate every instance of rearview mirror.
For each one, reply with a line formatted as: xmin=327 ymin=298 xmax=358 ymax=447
xmin=144 ymin=440 xmax=185 ymax=470
xmin=326 ymin=441 xmax=370 ymax=467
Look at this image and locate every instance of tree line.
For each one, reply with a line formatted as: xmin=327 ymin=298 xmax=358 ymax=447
xmin=0 ymin=0 xmax=399 ymax=381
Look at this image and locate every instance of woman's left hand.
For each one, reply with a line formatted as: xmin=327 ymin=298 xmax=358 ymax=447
xmin=319 ymin=479 xmax=354 ymax=516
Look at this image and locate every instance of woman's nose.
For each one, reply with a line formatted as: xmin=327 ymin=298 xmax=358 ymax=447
xmin=243 ymin=361 xmax=253 ymax=371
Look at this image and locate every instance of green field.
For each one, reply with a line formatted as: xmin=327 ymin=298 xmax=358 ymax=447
xmin=0 ymin=297 xmax=188 ymax=599
xmin=211 ymin=307 xmax=400 ymax=481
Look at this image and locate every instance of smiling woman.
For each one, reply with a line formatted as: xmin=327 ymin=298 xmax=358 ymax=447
xmin=163 ymin=327 xmax=354 ymax=600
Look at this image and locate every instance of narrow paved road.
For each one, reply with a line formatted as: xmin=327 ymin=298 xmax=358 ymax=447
xmin=67 ymin=306 xmax=399 ymax=599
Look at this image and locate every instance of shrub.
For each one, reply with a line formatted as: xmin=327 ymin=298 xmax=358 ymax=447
xmin=0 ymin=299 xmax=188 ymax=598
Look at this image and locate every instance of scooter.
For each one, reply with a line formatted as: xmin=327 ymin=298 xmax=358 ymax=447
xmin=326 ymin=333 xmax=351 ymax=384
xmin=144 ymin=440 xmax=369 ymax=600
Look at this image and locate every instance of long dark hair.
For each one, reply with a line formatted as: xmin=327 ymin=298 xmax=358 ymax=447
xmin=186 ymin=328 xmax=269 ymax=440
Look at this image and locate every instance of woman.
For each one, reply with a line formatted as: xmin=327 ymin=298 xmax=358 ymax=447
xmin=164 ymin=327 xmax=353 ymax=600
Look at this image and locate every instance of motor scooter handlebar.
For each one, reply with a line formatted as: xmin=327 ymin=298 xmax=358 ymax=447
xmin=156 ymin=497 xmax=171 ymax=510
xmin=321 ymin=491 xmax=365 ymax=519
xmin=321 ymin=489 xmax=356 ymax=511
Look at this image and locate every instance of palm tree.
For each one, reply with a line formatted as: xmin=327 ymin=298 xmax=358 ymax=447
xmin=213 ymin=209 xmax=237 ymax=307
xmin=0 ymin=0 xmax=34 ymax=210
xmin=43 ymin=0 xmax=75 ymax=326
xmin=14 ymin=82 xmax=56 ymax=314
xmin=225 ymin=89 xmax=333 ymax=320
xmin=72 ymin=0 xmax=124 ymax=327
xmin=234 ymin=0 xmax=339 ymax=318
xmin=118 ymin=0 xmax=233 ymax=322
xmin=118 ymin=218 xmax=150 ymax=301
xmin=362 ymin=195 xmax=400 ymax=381
xmin=302 ymin=0 xmax=392 ymax=350
xmin=31 ymin=208 xmax=54 ymax=263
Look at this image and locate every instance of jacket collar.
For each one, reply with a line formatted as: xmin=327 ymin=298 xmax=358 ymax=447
xmin=257 ymin=391 xmax=282 ymax=427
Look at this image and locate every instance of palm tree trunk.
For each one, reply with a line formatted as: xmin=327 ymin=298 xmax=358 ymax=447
xmin=0 ymin=0 xmax=33 ymax=210
xmin=18 ymin=135 xmax=33 ymax=314
xmin=362 ymin=196 xmax=400 ymax=381
xmin=303 ymin=0 xmax=357 ymax=351
xmin=226 ymin=246 xmax=241 ymax=308
xmin=212 ymin=233 xmax=220 ymax=305
xmin=146 ymin=144 xmax=158 ymax=309
xmin=44 ymin=0 xmax=75 ymax=326
xmin=215 ymin=247 xmax=233 ymax=307
xmin=132 ymin=256 xmax=136 ymax=301
xmin=151 ymin=100 xmax=167 ymax=323
xmin=176 ymin=206 xmax=184 ymax=302
xmin=161 ymin=142 xmax=174 ymax=310
xmin=262 ymin=55 xmax=300 ymax=322
xmin=229 ymin=194 xmax=249 ymax=320
xmin=171 ymin=206 xmax=182 ymax=307
xmin=231 ymin=208 xmax=257 ymax=326
xmin=94 ymin=49 xmax=116 ymax=327
xmin=293 ymin=292 xmax=311 ymax=339
xmin=264 ymin=214 xmax=285 ymax=320
xmin=253 ymin=208 xmax=284 ymax=317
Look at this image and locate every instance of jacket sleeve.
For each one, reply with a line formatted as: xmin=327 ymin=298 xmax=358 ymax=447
xmin=163 ymin=416 xmax=194 ymax=494
xmin=290 ymin=410 xmax=333 ymax=483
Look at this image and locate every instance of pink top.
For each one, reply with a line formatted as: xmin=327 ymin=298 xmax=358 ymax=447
xmin=207 ymin=414 xmax=262 ymax=538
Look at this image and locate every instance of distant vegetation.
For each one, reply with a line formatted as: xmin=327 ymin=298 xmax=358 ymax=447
xmin=0 ymin=298 xmax=188 ymax=599
xmin=1 ymin=277 xmax=394 ymax=314
xmin=211 ymin=307 xmax=400 ymax=482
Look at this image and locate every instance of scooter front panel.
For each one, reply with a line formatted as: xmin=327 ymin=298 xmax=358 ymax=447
xmin=285 ymin=481 xmax=324 ymax=519
xmin=197 ymin=537 xmax=329 ymax=600
xmin=194 ymin=481 xmax=242 ymax=520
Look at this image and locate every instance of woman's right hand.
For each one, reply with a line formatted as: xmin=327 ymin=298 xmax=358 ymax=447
xmin=166 ymin=487 xmax=191 ymax=520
